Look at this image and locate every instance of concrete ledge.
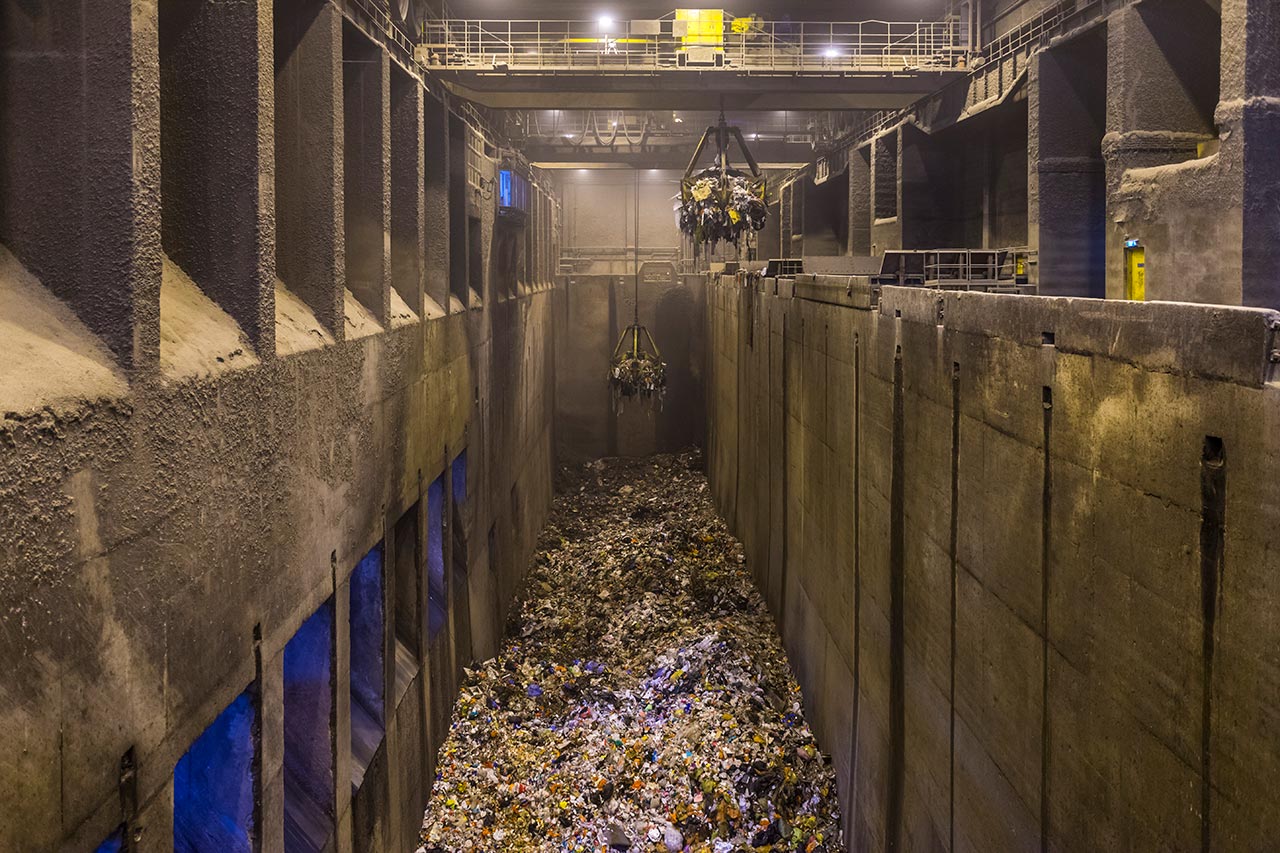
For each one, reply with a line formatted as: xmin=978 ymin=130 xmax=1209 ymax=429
xmin=878 ymin=285 xmax=944 ymax=325
xmin=794 ymin=274 xmax=879 ymax=310
xmin=880 ymin=287 xmax=1280 ymax=387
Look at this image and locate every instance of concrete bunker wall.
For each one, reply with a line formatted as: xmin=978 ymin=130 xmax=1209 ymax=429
xmin=707 ymin=273 xmax=1280 ymax=850
xmin=0 ymin=5 xmax=564 ymax=852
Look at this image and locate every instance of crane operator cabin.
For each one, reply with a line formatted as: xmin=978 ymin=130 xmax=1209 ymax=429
xmin=2 ymin=0 xmax=1279 ymax=851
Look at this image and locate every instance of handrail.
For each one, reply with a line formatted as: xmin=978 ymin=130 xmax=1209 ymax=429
xmin=415 ymin=17 xmax=967 ymax=74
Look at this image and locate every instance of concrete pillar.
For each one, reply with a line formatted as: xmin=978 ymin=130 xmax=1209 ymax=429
xmin=791 ymin=179 xmax=806 ymax=258
xmin=900 ymin=123 xmax=949 ymax=249
xmin=275 ymin=0 xmax=345 ymax=338
xmin=1028 ymin=30 xmax=1107 ymax=296
xmin=447 ymin=111 xmax=468 ymax=309
xmin=849 ymin=146 xmax=872 ymax=256
xmin=0 ymin=0 xmax=161 ymax=371
xmin=802 ymin=171 xmax=848 ymax=257
xmin=424 ymin=92 xmax=450 ymax=313
xmin=758 ymin=199 xmax=781 ymax=262
xmin=1222 ymin=0 xmax=1280 ymax=308
xmin=871 ymin=129 xmax=902 ymax=251
xmin=390 ymin=65 xmax=425 ymax=318
xmin=1103 ymin=0 xmax=1220 ymax=298
xmin=260 ymin=646 xmax=286 ymax=853
xmin=779 ymin=182 xmax=794 ymax=259
xmin=159 ymin=0 xmax=276 ymax=352
xmin=343 ymin=26 xmax=391 ymax=326
xmin=333 ymin=567 xmax=354 ymax=853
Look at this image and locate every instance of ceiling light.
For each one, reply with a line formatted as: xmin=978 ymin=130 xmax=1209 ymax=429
xmin=824 ymin=47 xmax=840 ymax=58
xmin=598 ymin=15 xmax=614 ymax=30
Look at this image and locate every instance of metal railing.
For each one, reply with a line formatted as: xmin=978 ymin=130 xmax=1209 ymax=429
xmin=836 ymin=0 xmax=1085 ymax=149
xmin=416 ymin=17 xmax=967 ymax=74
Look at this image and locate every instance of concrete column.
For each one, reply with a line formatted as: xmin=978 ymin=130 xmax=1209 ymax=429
xmin=159 ymin=0 xmax=276 ymax=352
xmin=1103 ymin=0 xmax=1220 ymax=298
xmin=791 ymin=180 xmax=806 ymax=258
xmin=390 ymin=66 xmax=425 ymax=319
xmin=275 ymin=0 xmax=345 ymax=338
xmin=779 ymin=182 xmax=794 ymax=259
xmin=343 ymin=28 xmax=391 ymax=326
xmin=871 ymin=129 xmax=902 ymax=251
xmin=1028 ymin=31 xmax=1107 ymax=296
xmin=849 ymin=146 xmax=872 ymax=256
xmin=900 ymin=123 xmax=949 ymax=249
xmin=802 ymin=172 xmax=848 ymax=257
xmin=260 ymin=646 xmax=286 ymax=853
xmin=0 ymin=0 xmax=161 ymax=370
xmin=1222 ymin=0 xmax=1280 ymax=308
xmin=424 ymin=92 xmax=450 ymax=313
xmin=447 ymin=111 xmax=468 ymax=309
xmin=333 ymin=567 xmax=354 ymax=853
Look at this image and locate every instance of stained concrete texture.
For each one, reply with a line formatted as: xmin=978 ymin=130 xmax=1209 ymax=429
xmin=706 ymin=273 xmax=1280 ymax=850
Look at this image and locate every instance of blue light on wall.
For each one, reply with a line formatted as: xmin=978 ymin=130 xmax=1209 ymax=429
xmin=498 ymin=169 xmax=531 ymax=212
xmin=174 ymin=688 xmax=256 ymax=853
xmin=452 ymin=451 xmax=468 ymax=506
xmin=94 ymin=827 xmax=125 ymax=853
xmin=427 ymin=476 xmax=447 ymax=641
xmin=499 ymin=170 xmax=513 ymax=208
xmin=284 ymin=599 xmax=335 ymax=851
xmin=350 ymin=544 xmax=384 ymax=783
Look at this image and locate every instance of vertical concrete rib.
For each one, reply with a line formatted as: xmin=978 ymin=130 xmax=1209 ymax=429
xmin=0 ymin=0 xmax=161 ymax=370
xmin=423 ymin=93 xmax=450 ymax=312
xmin=332 ymin=553 xmax=354 ymax=853
xmin=342 ymin=27 xmax=391 ymax=326
xmin=390 ymin=66 xmax=425 ymax=317
xmin=849 ymin=147 xmax=873 ymax=256
xmin=259 ymin=635 xmax=285 ymax=853
xmin=949 ymin=361 xmax=960 ymax=852
xmin=887 ymin=342 xmax=906 ymax=852
xmin=1199 ymin=437 xmax=1226 ymax=852
xmin=159 ymin=0 xmax=276 ymax=352
xmin=849 ymin=332 xmax=864 ymax=848
xmin=1040 ymin=385 xmax=1054 ymax=853
xmin=275 ymin=0 xmax=345 ymax=338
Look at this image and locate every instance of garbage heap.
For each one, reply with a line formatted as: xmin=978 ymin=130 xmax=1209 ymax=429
xmin=677 ymin=170 xmax=768 ymax=248
xmin=419 ymin=453 xmax=844 ymax=853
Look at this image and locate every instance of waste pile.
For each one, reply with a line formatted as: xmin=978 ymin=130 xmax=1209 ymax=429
xmin=677 ymin=169 xmax=768 ymax=248
xmin=419 ymin=453 xmax=844 ymax=853
xmin=609 ymin=354 xmax=667 ymax=403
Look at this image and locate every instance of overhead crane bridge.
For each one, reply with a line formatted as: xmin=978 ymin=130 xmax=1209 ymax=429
xmin=413 ymin=11 xmax=971 ymax=110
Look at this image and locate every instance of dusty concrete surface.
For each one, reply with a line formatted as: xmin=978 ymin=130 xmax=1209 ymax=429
xmin=706 ymin=272 xmax=1280 ymax=850
xmin=0 ymin=283 xmax=560 ymax=853
xmin=0 ymin=245 xmax=129 ymax=417
xmin=160 ymin=255 xmax=261 ymax=380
